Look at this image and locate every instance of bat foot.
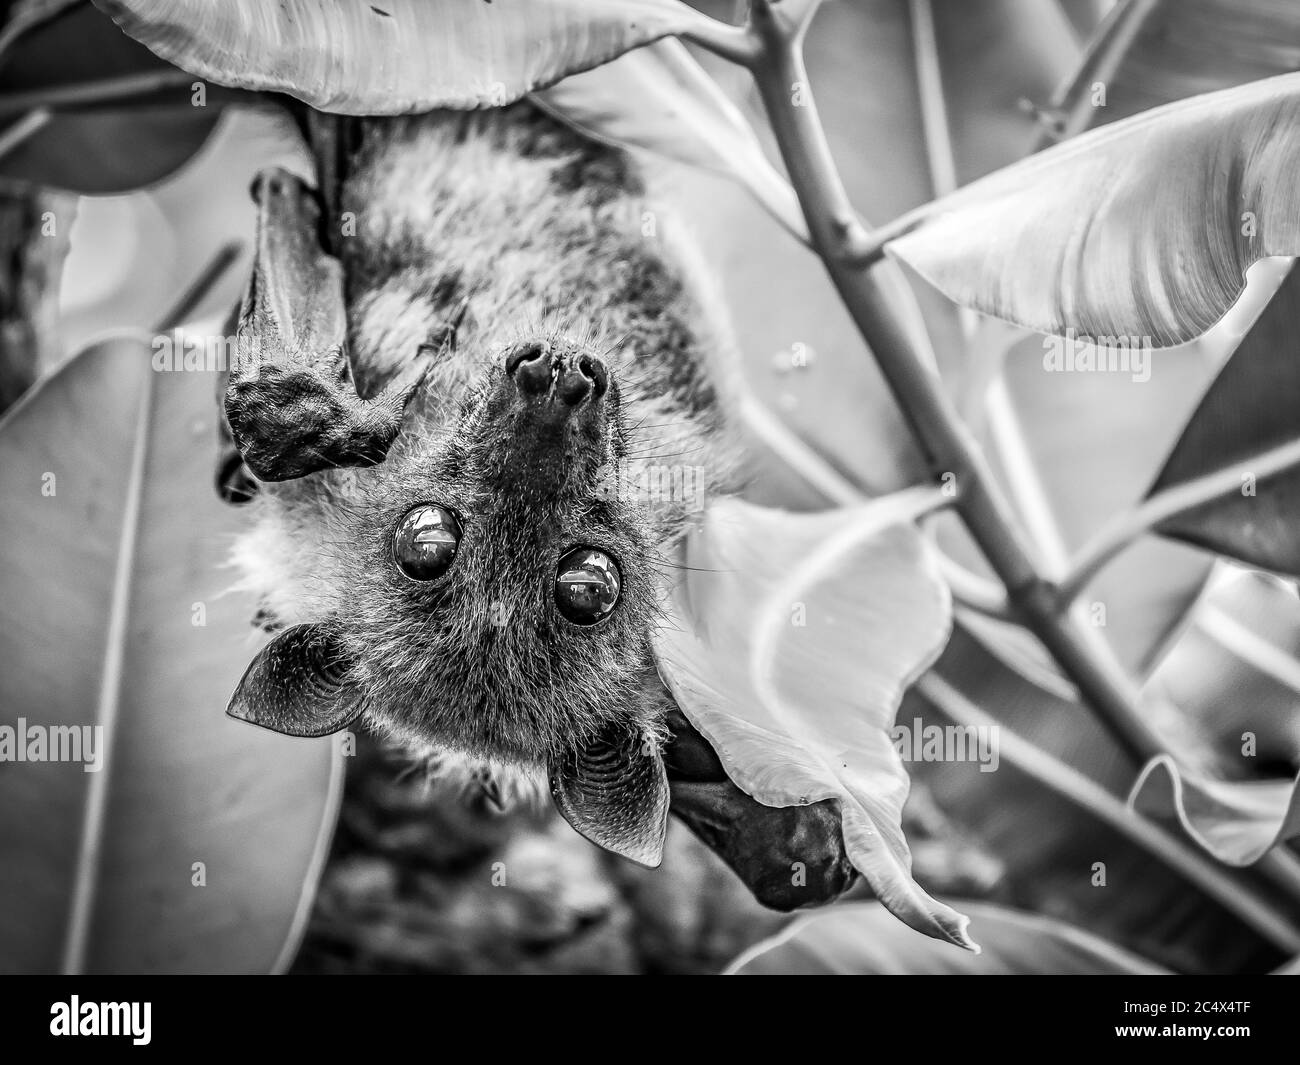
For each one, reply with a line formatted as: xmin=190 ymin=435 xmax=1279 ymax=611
xmin=225 ymin=355 xmax=429 ymax=481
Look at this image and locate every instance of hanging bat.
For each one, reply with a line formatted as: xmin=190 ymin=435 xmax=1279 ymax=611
xmin=217 ymin=103 xmax=854 ymax=907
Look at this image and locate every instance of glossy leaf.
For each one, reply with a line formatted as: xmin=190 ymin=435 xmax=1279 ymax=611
xmin=652 ymin=491 xmax=968 ymax=949
xmin=725 ymin=900 xmax=1170 ymax=974
xmin=1148 ymin=262 xmax=1300 ymax=576
xmin=887 ymin=72 xmax=1300 ymax=347
xmin=93 ymin=0 xmax=723 ymax=114
xmin=0 ymin=335 xmax=342 ymax=973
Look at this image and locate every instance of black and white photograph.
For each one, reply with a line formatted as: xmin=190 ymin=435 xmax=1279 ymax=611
xmin=0 ymin=0 xmax=1296 ymax=1026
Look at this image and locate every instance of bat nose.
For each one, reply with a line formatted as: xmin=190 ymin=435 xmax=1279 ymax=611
xmin=506 ymin=341 xmax=608 ymax=407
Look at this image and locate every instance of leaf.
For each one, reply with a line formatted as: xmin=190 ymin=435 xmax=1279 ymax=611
xmin=959 ymin=0 xmax=1300 ymax=686
xmin=93 ymin=0 xmax=723 ymax=114
xmin=531 ymin=39 xmax=808 ymax=244
xmin=909 ymin=627 xmax=1291 ymax=972
xmin=1130 ymin=759 xmax=1300 ymax=867
xmin=641 ymin=2 xmax=1078 ymax=504
xmin=0 ymin=2 xmax=221 ymax=193
xmin=886 ymin=72 xmax=1300 ymax=347
xmin=0 ymin=335 xmax=342 ymax=973
xmin=1147 ymin=570 xmax=1300 ymax=777
xmin=1148 ymin=262 xmax=1300 ymax=576
xmin=1044 ymin=0 xmax=1300 ymax=141
xmin=57 ymin=106 xmax=313 ymax=367
xmin=1131 ymin=570 xmax=1300 ymax=866
xmin=725 ymin=900 xmax=1170 ymax=974
xmin=652 ymin=490 xmax=969 ymax=949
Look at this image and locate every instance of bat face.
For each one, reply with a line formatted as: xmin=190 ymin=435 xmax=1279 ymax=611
xmin=226 ymin=327 xmax=673 ymax=864
xmin=327 ymin=334 xmax=665 ymax=766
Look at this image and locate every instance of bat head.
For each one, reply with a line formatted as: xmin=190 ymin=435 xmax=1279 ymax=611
xmin=227 ymin=332 xmax=671 ymax=866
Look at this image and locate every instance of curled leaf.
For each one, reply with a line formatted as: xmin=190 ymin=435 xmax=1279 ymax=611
xmin=1129 ymin=758 xmax=1300 ymax=867
xmin=652 ymin=491 xmax=969 ymax=949
xmin=1134 ymin=571 xmax=1300 ymax=866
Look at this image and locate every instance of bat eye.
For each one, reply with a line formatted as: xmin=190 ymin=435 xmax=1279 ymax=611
xmin=555 ymin=547 xmax=621 ymax=625
xmin=393 ymin=504 xmax=461 ymax=581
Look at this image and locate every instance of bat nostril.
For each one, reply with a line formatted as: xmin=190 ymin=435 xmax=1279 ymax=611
xmin=506 ymin=341 xmax=553 ymax=395
xmin=556 ymin=367 xmax=593 ymax=406
xmin=505 ymin=340 xmax=550 ymax=376
xmin=578 ymin=355 xmax=608 ymax=399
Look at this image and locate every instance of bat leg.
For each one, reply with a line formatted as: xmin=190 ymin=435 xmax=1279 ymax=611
xmin=224 ymin=168 xmax=430 ymax=482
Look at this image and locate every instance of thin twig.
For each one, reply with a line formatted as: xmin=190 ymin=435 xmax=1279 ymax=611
xmin=1057 ymin=437 xmax=1300 ymax=606
xmin=0 ymin=70 xmax=195 ymax=116
xmin=0 ymin=0 xmax=82 ymax=72
xmin=153 ymin=241 xmax=244 ymax=334
xmin=0 ymin=109 xmax=50 ymax=163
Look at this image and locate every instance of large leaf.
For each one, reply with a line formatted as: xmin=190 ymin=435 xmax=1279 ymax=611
xmin=1148 ymin=262 xmax=1300 ymax=576
xmin=93 ymin=0 xmax=725 ymax=114
xmin=0 ymin=1 xmax=221 ymax=193
xmin=887 ymin=72 xmax=1300 ymax=346
xmin=532 ymin=39 xmax=808 ymax=244
xmin=725 ymin=900 xmax=1170 ymax=974
xmin=652 ymin=491 xmax=968 ymax=949
xmin=0 ymin=335 xmax=341 ymax=973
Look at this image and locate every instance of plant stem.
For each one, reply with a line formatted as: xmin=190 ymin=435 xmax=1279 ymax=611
xmin=0 ymin=71 xmax=194 ymax=116
xmin=745 ymin=0 xmax=1164 ymax=764
xmin=919 ymin=673 xmax=1300 ymax=954
xmin=1058 ymin=436 xmax=1300 ymax=605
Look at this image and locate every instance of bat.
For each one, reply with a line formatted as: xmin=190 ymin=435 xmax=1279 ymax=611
xmin=217 ymin=103 xmax=855 ymax=906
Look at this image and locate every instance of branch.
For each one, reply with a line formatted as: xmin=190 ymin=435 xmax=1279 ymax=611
xmin=919 ymin=673 xmax=1300 ymax=954
xmin=1057 ymin=436 xmax=1300 ymax=606
xmin=744 ymin=0 xmax=1164 ymax=763
xmin=678 ymin=11 xmax=761 ymax=67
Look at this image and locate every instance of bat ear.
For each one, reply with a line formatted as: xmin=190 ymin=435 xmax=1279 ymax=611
xmin=226 ymin=624 xmax=363 ymax=738
xmin=548 ymin=721 xmax=669 ymax=868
